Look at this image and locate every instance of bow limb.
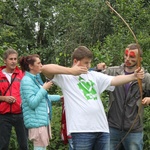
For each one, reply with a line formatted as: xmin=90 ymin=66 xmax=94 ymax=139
xmin=137 ymin=45 xmax=143 ymax=102
xmin=106 ymin=1 xmax=143 ymax=149
xmin=105 ymin=2 xmax=142 ymax=97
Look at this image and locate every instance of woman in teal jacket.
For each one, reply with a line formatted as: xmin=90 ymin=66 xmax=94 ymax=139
xmin=19 ymin=54 xmax=61 ymax=150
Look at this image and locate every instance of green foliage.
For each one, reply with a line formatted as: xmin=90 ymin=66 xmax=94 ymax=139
xmin=0 ymin=47 xmax=4 ymax=65
xmin=1 ymin=0 xmax=150 ymax=149
xmin=47 ymin=104 xmax=68 ymax=150
xmin=9 ymin=128 xmax=19 ymax=150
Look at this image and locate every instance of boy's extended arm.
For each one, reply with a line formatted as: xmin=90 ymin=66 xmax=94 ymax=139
xmin=41 ymin=63 xmax=87 ymax=79
xmin=111 ymin=67 xmax=144 ymax=86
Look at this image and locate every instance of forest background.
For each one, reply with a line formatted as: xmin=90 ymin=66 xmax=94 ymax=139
xmin=0 ymin=0 xmax=150 ymax=149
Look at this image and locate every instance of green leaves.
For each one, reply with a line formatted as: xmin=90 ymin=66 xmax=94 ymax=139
xmin=1 ymin=1 xmax=150 ymax=148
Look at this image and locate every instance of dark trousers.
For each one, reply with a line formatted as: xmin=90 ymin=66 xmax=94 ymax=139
xmin=0 ymin=113 xmax=28 ymax=150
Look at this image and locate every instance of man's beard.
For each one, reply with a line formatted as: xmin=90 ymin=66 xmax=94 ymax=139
xmin=124 ymin=62 xmax=137 ymax=69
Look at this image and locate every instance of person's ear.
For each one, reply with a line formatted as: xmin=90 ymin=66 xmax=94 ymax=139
xmin=73 ymin=59 xmax=78 ymax=64
xmin=29 ymin=64 xmax=33 ymax=70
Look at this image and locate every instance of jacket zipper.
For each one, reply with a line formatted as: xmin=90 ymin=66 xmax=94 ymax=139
xmin=9 ymin=76 xmax=13 ymax=113
xmin=121 ymin=81 xmax=136 ymax=131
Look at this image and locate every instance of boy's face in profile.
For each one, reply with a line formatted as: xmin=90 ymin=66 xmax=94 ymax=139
xmin=74 ymin=57 xmax=92 ymax=69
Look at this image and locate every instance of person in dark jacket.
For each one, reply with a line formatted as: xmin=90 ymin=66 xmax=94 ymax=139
xmin=0 ymin=48 xmax=28 ymax=150
xmin=95 ymin=43 xmax=150 ymax=150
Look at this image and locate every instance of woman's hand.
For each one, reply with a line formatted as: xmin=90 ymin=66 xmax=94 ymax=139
xmin=43 ymin=81 xmax=53 ymax=90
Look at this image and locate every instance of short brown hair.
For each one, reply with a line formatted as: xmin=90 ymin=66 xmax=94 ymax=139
xmin=71 ymin=46 xmax=93 ymax=61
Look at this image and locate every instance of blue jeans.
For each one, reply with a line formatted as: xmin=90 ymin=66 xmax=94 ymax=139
xmin=109 ymin=127 xmax=143 ymax=150
xmin=0 ymin=114 xmax=28 ymax=150
xmin=71 ymin=132 xmax=110 ymax=150
xmin=68 ymin=138 xmax=73 ymax=150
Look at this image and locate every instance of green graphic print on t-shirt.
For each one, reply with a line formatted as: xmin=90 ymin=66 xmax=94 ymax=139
xmin=77 ymin=76 xmax=97 ymax=100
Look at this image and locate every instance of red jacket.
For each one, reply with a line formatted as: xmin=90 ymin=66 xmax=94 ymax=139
xmin=0 ymin=66 xmax=24 ymax=114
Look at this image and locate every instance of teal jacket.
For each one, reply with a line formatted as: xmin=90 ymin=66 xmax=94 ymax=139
xmin=20 ymin=72 xmax=60 ymax=129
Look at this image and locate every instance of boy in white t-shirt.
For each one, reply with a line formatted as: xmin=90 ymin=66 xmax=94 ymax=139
xmin=41 ymin=46 xmax=144 ymax=150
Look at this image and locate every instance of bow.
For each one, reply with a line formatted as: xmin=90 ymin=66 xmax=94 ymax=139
xmin=106 ymin=1 xmax=143 ymax=149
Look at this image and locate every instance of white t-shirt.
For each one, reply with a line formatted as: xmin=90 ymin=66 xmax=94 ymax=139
xmin=2 ymin=69 xmax=13 ymax=83
xmin=53 ymin=71 xmax=114 ymax=135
